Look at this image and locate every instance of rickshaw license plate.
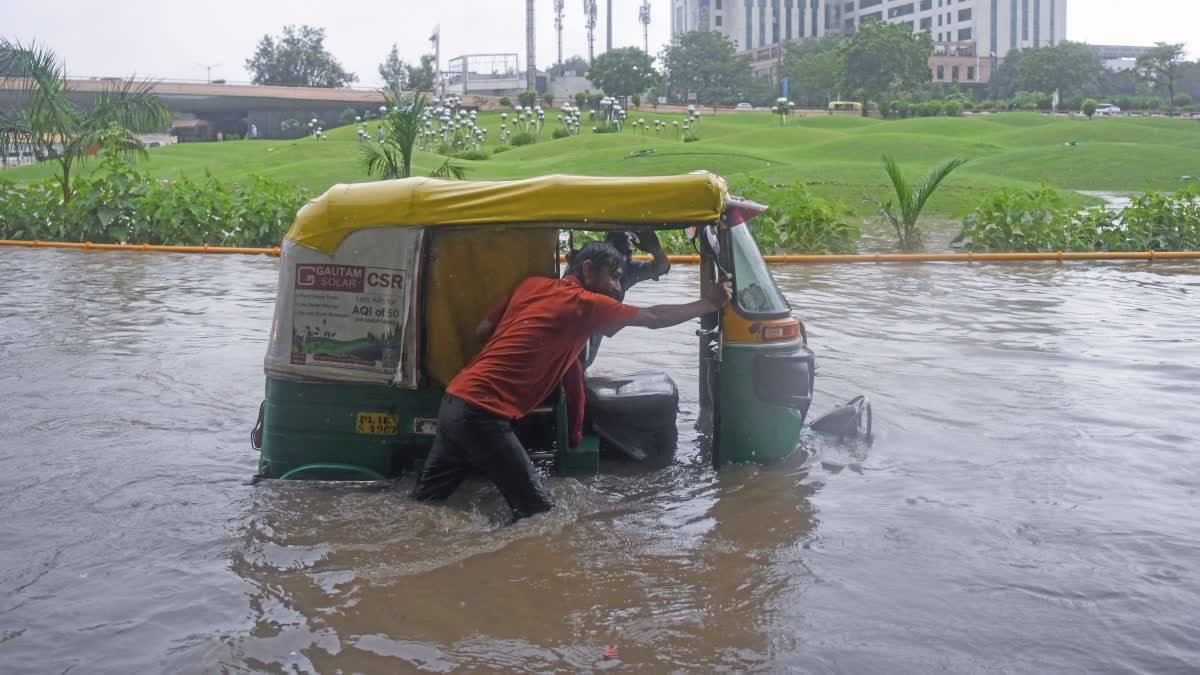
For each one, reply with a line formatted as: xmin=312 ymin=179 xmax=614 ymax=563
xmin=355 ymin=412 xmax=398 ymax=436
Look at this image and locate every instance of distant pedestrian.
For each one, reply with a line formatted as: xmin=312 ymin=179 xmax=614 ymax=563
xmin=377 ymin=125 xmax=384 ymax=142
xmin=216 ymin=131 xmax=224 ymax=142
xmin=250 ymin=123 xmax=258 ymax=139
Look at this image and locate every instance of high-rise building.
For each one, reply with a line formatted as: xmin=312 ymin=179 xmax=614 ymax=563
xmin=670 ymin=0 xmax=1067 ymax=84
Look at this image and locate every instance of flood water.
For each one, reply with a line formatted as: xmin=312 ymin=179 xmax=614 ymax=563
xmin=2 ymin=249 xmax=1199 ymax=673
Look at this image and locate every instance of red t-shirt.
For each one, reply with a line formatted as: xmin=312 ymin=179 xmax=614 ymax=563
xmin=447 ymin=276 xmax=639 ymax=419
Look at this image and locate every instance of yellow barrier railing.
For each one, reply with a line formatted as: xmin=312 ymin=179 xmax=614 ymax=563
xmin=3 ymin=240 xmax=1200 ymax=264
xmin=0 ymin=240 xmax=280 ymax=255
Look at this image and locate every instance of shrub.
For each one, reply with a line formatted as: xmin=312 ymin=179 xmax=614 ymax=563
xmin=338 ymin=107 xmax=358 ymax=126
xmin=1063 ymin=95 xmax=1084 ymax=112
xmin=958 ymin=185 xmax=1076 ymax=252
xmin=1174 ymin=93 xmax=1193 ymax=107
xmin=457 ymin=150 xmax=490 ymax=161
xmin=492 ymin=145 xmax=512 ymax=154
xmin=1082 ymin=98 xmax=1098 ymax=119
xmin=893 ymin=101 xmax=912 ymax=118
xmin=542 ymin=92 xmax=555 ymax=106
xmin=574 ymin=91 xmax=588 ymax=108
xmin=916 ymin=101 xmax=942 ymax=117
xmin=592 ymin=122 xmax=620 ymax=134
xmin=510 ymin=131 xmax=537 ymax=146
xmin=551 ymin=127 xmax=571 ymax=139
xmin=682 ymin=134 xmax=700 ymax=143
xmin=958 ymin=186 xmax=1200 ymax=252
xmin=518 ymin=90 xmax=538 ymax=108
xmin=943 ymin=100 xmax=963 ymax=117
xmin=498 ymin=96 xmax=512 ymax=107
xmin=877 ymin=100 xmax=894 ymax=118
xmin=0 ymin=161 xmax=308 ymax=247
xmin=631 ymin=93 xmax=641 ymax=108
xmin=731 ymin=176 xmax=859 ymax=255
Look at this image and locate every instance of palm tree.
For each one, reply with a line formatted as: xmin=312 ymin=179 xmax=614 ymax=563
xmin=866 ymin=154 xmax=967 ymax=252
xmin=0 ymin=40 xmax=171 ymax=203
xmin=359 ymin=87 xmax=464 ymax=180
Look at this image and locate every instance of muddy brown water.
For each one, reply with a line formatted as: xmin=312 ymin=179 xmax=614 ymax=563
xmin=2 ymin=249 xmax=1199 ymax=673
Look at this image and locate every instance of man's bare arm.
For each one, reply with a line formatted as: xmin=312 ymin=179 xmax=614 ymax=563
xmin=625 ymin=277 xmax=732 ymax=329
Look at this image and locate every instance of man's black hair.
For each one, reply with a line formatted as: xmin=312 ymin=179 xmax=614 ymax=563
xmin=604 ymin=231 xmax=634 ymax=250
xmin=566 ymin=241 xmax=624 ymax=279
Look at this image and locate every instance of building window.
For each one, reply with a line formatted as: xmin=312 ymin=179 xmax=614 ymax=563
xmin=746 ymin=0 xmax=753 ymax=49
xmin=958 ymin=7 xmax=971 ymax=20
xmin=861 ymin=0 xmax=882 ymax=5
xmin=1022 ymin=0 xmax=1029 ymax=40
xmin=952 ymin=65 xmax=960 ymax=80
xmin=716 ymin=14 xmax=723 ymax=26
xmin=937 ymin=65 xmax=945 ymax=80
xmin=920 ymin=16 xmax=932 ymax=29
xmin=759 ymin=0 xmax=767 ymax=48
xmin=1050 ymin=0 xmax=1056 ymax=44
xmin=716 ymin=0 xmax=723 ymax=8
xmin=920 ymin=0 xmax=932 ymax=9
xmin=991 ymin=0 xmax=998 ymax=56
xmin=937 ymin=14 xmax=942 ymax=25
xmin=967 ymin=65 xmax=976 ymax=80
xmin=785 ymin=0 xmax=792 ymax=39
xmin=958 ymin=27 xmax=972 ymax=40
xmin=888 ymin=3 xmax=915 ymax=19
xmin=1010 ymin=0 xmax=1017 ymax=50
xmin=1034 ymin=0 xmax=1041 ymax=44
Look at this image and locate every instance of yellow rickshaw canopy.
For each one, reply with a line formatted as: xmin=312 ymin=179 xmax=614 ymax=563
xmin=285 ymin=172 xmax=728 ymax=254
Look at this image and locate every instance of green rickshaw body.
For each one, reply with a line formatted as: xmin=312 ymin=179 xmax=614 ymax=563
xmin=253 ymin=174 xmax=817 ymax=481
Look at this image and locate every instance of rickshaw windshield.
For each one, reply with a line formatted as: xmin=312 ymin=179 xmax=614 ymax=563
xmin=729 ymin=224 xmax=791 ymax=317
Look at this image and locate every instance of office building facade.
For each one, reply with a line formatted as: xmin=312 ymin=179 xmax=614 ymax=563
xmin=670 ymin=0 xmax=1067 ymax=84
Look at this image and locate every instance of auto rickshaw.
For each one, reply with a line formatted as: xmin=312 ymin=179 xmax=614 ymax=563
xmin=251 ymin=172 xmax=832 ymax=481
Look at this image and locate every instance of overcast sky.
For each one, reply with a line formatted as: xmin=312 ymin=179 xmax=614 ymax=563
xmin=6 ymin=0 xmax=1196 ymax=86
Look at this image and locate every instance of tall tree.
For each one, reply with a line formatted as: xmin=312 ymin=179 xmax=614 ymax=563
xmin=659 ymin=31 xmax=752 ymax=106
xmin=245 ymin=25 xmax=357 ymax=88
xmin=0 ymin=40 xmax=171 ymax=203
xmin=550 ymin=54 xmax=590 ymax=77
xmin=1136 ymin=42 xmax=1187 ymax=105
xmin=406 ymin=54 xmax=437 ymax=93
xmin=587 ymin=47 xmax=659 ymax=98
xmin=841 ymin=20 xmax=933 ymax=112
xmin=1015 ymin=42 xmax=1100 ymax=98
xmin=784 ymin=36 xmax=845 ymax=107
xmin=378 ymin=44 xmax=409 ymax=91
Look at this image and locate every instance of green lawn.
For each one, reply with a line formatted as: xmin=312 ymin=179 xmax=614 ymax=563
xmin=6 ymin=111 xmax=1199 ymax=218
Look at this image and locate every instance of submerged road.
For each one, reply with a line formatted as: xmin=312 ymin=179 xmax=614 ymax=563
xmin=1 ymin=249 xmax=1198 ymax=672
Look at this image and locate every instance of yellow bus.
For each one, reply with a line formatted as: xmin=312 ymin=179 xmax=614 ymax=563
xmin=828 ymin=101 xmax=863 ymax=114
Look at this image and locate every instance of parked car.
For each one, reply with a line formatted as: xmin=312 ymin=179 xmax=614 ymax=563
xmin=1094 ymin=103 xmax=1121 ymax=116
xmin=734 ymin=102 xmax=753 ymax=111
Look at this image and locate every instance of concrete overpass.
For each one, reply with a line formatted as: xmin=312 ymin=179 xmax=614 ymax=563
xmin=0 ymin=78 xmax=389 ymax=140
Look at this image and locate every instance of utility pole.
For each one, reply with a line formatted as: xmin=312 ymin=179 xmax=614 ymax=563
xmin=526 ymin=0 xmax=536 ymax=91
xmin=429 ymin=26 xmax=441 ymax=96
xmin=584 ymin=0 xmax=598 ymax=64
xmin=606 ymin=0 xmax=613 ymax=52
xmin=196 ymin=63 xmax=220 ymax=84
xmin=638 ymin=0 xmax=651 ymax=54
xmin=554 ymin=0 xmax=566 ymax=70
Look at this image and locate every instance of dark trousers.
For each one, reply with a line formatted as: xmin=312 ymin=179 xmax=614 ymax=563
xmin=411 ymin=394 xmax=555 ymax=520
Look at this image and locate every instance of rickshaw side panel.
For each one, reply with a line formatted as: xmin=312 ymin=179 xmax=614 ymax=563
xmin=716 ymin=343 xmax=812 ymax=465
xmin=258 ymin=378 xmax=442 ymax=480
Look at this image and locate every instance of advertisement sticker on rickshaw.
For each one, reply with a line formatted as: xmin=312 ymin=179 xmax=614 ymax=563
xmin=290 ymin=263 xmax=407 ymax=373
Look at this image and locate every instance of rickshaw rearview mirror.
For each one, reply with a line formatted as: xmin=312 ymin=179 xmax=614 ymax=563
xmin=703 ymin=224 xmax=720 ymax=256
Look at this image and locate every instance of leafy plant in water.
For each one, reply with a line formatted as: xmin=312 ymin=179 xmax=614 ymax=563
xmin=866 ymin=154 xmax=967 ymax=252
xmin=733 ymin=176 xmax=860 ymax=255
xmin=957 ymin=185 xmax=1200 ymax=252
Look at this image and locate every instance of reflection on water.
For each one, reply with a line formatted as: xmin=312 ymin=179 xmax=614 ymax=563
xmin=1 ymin=249 xmax=1199 ymax=672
